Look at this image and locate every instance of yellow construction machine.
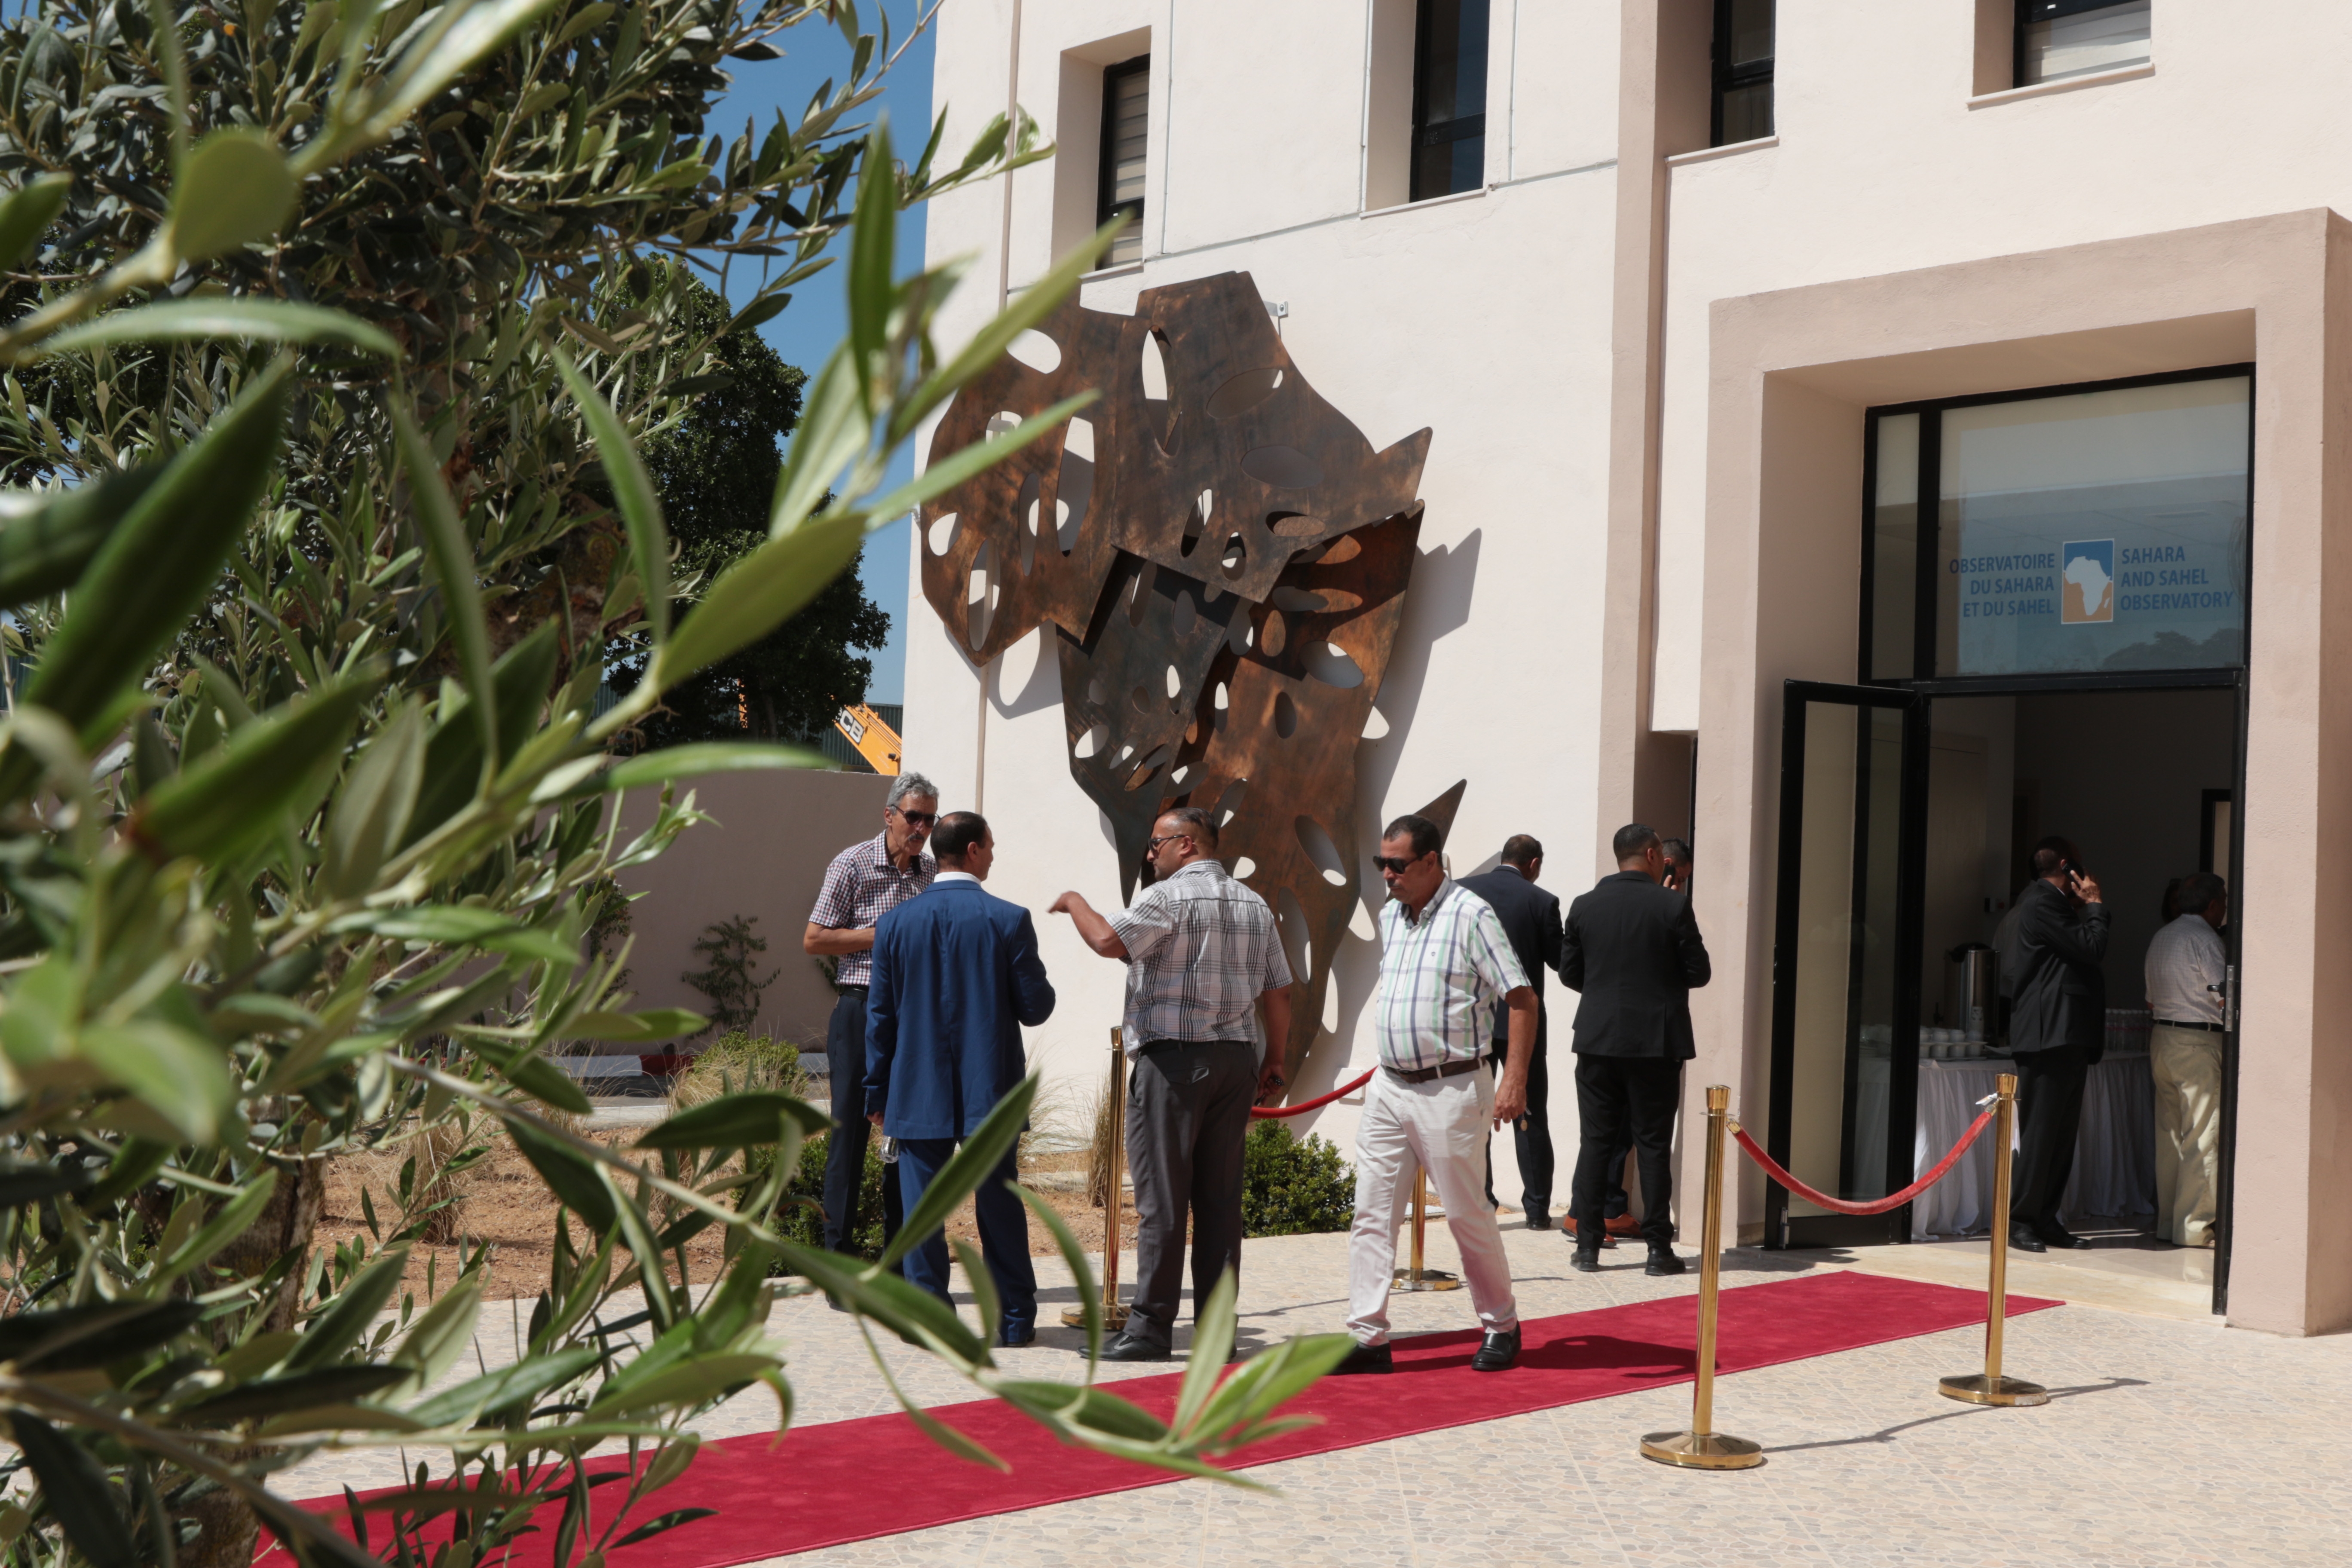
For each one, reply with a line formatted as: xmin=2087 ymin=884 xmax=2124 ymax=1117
xmin=832 ymin=703 xmax=903 ymax=775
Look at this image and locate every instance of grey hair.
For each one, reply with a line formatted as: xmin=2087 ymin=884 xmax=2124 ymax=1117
xmin=886 ymin=772 xmax=940 ymax=811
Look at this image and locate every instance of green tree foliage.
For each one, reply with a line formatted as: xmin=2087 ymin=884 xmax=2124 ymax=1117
xmin=1241 ymin=1120 xmax=1358 ymax=1237
xmin=607 ymin=273 xmax=891 ymax=748
xmin=0 ymin=2 xmax=1346 ymax=1564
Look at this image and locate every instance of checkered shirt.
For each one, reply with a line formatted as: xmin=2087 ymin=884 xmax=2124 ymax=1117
xmin=808 ymin=832 xmax=936 ymax=987
xmin=1107 ymin=859 xmax=1293 ymax=1057
xmin=1374 ymin=879 xmax=1530 ymax=1072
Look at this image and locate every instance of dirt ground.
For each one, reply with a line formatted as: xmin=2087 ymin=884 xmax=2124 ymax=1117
xmin=313 ymin=1130 xmax=1142 ymax=1303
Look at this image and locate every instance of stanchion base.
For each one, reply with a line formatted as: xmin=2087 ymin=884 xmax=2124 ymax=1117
xmin=1639 ymin=1430 xmax=1765 ymax=1470
xmin=1937 ymin=1372 xmax=2048 ymax=1407
xmin=1393 ymin=1268 xmax=1461 ymax=1292
xmin=1060 ymin=1303 xmax=1131 ymax=1330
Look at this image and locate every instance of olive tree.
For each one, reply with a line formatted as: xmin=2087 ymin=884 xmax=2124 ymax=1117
xmin=0 ymin=2 xmax=1348 ymax=1565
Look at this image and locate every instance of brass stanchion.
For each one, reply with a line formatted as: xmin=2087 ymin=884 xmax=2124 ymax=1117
xmin=1392 ymin=1166 xmax=1461 ymax=1292
xmin=1062 ymin=1027 xmax=1132 ymax=1331
xmin=1939 ymin=1072 xmax=2047 ymax=1407
xmin=1640 ymin=1084 xmax=1763 ymax=1470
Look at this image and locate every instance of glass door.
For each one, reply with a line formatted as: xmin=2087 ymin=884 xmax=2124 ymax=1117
xmin=1766 ymin=680 xmax=1928 ymax=1248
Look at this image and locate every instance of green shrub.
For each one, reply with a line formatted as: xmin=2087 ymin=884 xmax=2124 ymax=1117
xmin=1241 ymin=1119 xmax=1357 ymax=1237
xmin=769 ymin=1130 xmax=891 ymax=1264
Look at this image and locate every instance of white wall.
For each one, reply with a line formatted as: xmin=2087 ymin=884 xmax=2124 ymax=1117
xmin=913 ymin=0 xmax=1627 ymax=1151
xmin=1653 ymin=1 xmax=2352 ymax=726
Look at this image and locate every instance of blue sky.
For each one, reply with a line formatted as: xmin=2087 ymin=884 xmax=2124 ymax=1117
xmin=702 ymin=2 xmax=939 ymax=704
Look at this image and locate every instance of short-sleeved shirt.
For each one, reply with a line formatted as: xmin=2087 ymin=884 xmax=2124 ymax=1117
xmin=2145 ymin=912 xmax=2225 ymax=1027
xmin=1107 ymin=858 xmax=1292 ymax=1057
xmin=808 ymin=832 xmax=936 ymax=988
xmin=1374 ymin=879 xmax=1530 ymax=1072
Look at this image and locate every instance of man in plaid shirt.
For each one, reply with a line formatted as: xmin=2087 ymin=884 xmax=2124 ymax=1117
xmin=1334 ymin=812 xmax=1536 ymax=1376
xmin=1051 ymin=806 xmax=1292 ymax=1362
xmin=802 ymin=772 xmax=938 ymax=1262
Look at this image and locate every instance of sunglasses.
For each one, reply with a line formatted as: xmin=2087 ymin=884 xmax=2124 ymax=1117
xmin=1145 ymin=833 xmax=1188 ymax=854
xmin=891 ymin=808 xmax=937 ymax=827
xmin=1372 ymin=854 xmax=1425 ymax=875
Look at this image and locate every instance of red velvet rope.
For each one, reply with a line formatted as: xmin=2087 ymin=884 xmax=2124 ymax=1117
xmin=1730 ymin=1107 xmax=1997 ymax=1216
xmin=1250 ymin=1067 xmax=1377 ymax=1118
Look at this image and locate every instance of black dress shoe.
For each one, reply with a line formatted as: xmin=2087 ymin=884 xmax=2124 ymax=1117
xmin=1569 ymin=1248 xmax=1602 ymax=1273
xmin=1333 ymin=1340 xmax=1394 ymax=1375
xmin=2008 ymin=1224 xmax=2047 ymax=1254
xmin=1525 ymin=1210 xmax=1554 ymax=1231
xmin=1645 ymin=1247 xmax=1687 ymax=1277
xmin=999 ymin=1323 xmax=1037 ymax=1348
xmin=1095 ymin=1332 xmax=1171 ymax=1363
xmin=2038 ymin=1227 xmax=2094 ymax=1250
xmin=1470 ymin=1329 xmax=1521 ymax=1372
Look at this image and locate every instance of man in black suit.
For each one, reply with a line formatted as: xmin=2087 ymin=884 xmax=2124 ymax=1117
xmin=2002 ymin=835 xmax=2109 ymax=1254
xmin=1562 ymin=823 xmax=1712 ymax=1276
xmin=1461 ymin=835 xmax=1564 ymax=1229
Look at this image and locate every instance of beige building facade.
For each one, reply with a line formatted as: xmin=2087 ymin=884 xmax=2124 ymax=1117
xmin=907 ymin=1 xmax=2352 ymax=1335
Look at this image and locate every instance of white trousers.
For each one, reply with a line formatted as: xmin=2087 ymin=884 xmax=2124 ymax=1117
xmin=1346 ymin=1066 xmax=1520 ymax=1345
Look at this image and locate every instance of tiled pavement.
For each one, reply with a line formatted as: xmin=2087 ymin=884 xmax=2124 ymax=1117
xmin=284 ymin=1223 xmax=2352 ymax=1566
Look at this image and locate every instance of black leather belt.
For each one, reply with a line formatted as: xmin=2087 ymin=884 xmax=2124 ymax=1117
xmin=1384 ymin=1059 xmax=1483 ymax=1085
xmin=2154 ymin=1018 xmax=2223 ymax=1033
xmin=1135 ymin=1038 xmax=1250 ymax=1057
xmin=838 ymin=984 xmax=868 ymax=996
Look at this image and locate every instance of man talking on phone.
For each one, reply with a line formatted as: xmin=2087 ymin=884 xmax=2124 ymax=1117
xmin=2003 ymin=836 xmax=2110 ymax=1253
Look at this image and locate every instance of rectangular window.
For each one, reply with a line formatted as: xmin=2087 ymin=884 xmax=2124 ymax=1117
xmin=1712 ymin=0 xmax=1774 ymax=146
xmin=2017 ymin=0 xmax=2150 ymax=87
xmin=1409 ymin=0 xmax=1488 ymax=202
xmin=1096 ymin=55 xmax=1148 ymax=267
xmin=1862 ymin=370 xmax=2250 ymax=683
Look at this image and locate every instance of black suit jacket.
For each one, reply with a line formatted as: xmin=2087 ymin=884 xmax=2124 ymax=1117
xmin=2004 ymin=878 xmax=2108 ymax=1059
xmin=1562 ymin=870 xmax=1711 ymax=1060
xmin=1457 ymin=867 xmax=1563 ymax=1052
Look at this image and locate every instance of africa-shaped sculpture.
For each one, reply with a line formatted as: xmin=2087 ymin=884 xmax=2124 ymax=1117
xmin=918 ymin=270 xmax=1433 ymax=1087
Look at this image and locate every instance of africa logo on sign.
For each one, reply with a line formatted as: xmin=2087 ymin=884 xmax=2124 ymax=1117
xmin=917 ymin=271 xmax=1433 ymax=1083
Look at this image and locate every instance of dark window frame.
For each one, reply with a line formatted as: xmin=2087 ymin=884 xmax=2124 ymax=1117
xmin=2014 ymin=0 xmax=2150 ymax=89
xmin=1711 ymin=0 xmax=1775 ymax=147
xmin=1094 ymin=53 xmax=1149 ymax=246
xmin=1408 ymin=0 xmax=1488 ymax=204
xmin=1857 ymin=361 xmax=2256 ymax=690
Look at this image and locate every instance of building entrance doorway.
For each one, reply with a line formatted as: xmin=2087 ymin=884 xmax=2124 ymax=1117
xmin=1761 ymin=364 xmax=2253 ymax=1316
xmin=1763 ymin=679 xmax=2242 ymax=1313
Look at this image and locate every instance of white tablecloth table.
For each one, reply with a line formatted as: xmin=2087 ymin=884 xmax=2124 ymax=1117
xmin=1907 ymin=1053 xmax=2155 ymax=1239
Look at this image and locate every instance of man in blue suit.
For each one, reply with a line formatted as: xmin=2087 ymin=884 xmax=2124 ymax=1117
xmin=865 ymin=811 xmax=1056 ymax=1345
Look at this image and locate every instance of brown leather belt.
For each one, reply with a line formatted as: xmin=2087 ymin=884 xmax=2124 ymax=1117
xmin=1384 ymin=1058 xmax=1483 ymax=1085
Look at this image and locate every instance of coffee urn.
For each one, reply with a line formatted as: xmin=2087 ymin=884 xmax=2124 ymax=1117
xmin=1947 ymin=942 xmax=1998 ymax=1042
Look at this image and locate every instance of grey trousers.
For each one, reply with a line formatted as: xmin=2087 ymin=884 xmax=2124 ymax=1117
xmin=1124 ymin=1039 xmax=1257 ymax=1349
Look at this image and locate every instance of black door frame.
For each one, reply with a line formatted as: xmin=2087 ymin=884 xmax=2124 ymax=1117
xmin=1852 ymin=364 xmax=2253 ymax=1308
xmin=1765 ymin=679 xmax=1929 ymax=1250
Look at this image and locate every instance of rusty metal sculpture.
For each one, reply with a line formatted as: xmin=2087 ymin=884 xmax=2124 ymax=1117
xmin=918 ymin=271 xmax=1432 ymax=1085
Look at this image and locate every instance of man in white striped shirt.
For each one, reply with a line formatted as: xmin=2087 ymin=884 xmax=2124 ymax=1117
xmin=1334 ymin=813 xmax=1536 ymax=1375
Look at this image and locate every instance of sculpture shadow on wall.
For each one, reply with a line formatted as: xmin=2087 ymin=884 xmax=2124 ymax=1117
xmin=917 ymin=270 xmax=1441 ymax=1086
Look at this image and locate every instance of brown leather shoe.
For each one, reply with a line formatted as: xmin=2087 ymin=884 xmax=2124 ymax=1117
xmin=1604 ymin=1214 xmax=1642 ymax=1238
xmin=1560 ymin=1218 xmax=1617 ymax=1249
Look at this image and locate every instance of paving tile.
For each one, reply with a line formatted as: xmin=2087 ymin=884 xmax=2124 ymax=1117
xmin=274 ymin=1222 xmax=2352 ymax=1565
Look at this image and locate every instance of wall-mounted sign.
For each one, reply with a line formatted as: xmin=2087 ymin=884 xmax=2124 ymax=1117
xmin=1938 ymin=376 xmax=2248 ymax=677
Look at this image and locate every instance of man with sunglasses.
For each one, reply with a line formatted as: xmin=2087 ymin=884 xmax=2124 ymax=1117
xmin=1334 ymin=814 xmax=1536 ymax=1375
xmin=1050 ymin=806 xmax=1292 ymax=1363
xmin=803 ymin=772 xmax=940 ymax=1262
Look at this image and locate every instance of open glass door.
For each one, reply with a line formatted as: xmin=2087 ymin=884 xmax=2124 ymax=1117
xmin=1765 ymin=680 xmax=1927 ymax=1248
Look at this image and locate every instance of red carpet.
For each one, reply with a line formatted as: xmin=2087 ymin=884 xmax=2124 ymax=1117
xmin=266 ymin=1272 xmax=2055 ymax=1565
